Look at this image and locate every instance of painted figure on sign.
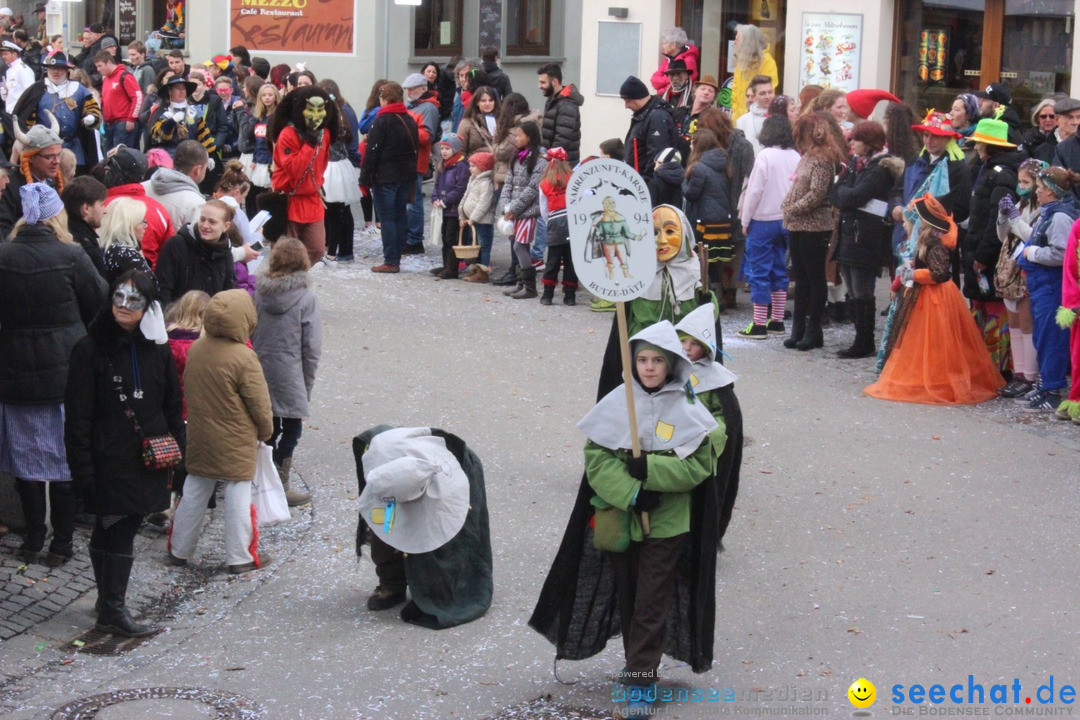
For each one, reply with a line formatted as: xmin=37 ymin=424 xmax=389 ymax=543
xmin=587 ymin=196 xmax=637 ymax=279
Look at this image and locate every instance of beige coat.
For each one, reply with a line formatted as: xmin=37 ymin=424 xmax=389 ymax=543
xmin=460 ymin=170 xmax=496 ymax=225
xmin=456 ymin=115 xmax=494 ymax=160
xmin=184 ymin=290 xmax=274 ymax=482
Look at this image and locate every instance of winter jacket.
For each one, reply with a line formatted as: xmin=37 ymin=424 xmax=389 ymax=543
xmin=0 ymin=224 xmax=107 ymax=404
xmin=1020 ymin=196 xmax=1079 ymax=270
xmin=541 ymin=85 xmax=584 ymax=164
xmin=168 ymin=327 xmax=198 ymax=420
xmin=493 ymin=110 xmax=543 ymax=188
xmin=1022 ymin=127 xmax=1058 ymax=164
xmin=963 ymin=148 xmax=1025 ymax=300
xmin=69 ymin=216 xmax=106 ymax=278
xmin=649 ymin=44 xmax=701 ymax=96
xmin=407 ymin=91 xmax=441 ymax=140
xmin=234 ymin=261 xmax=256 ymax=296
xmin=64 ymin=309 xmax=185 ymax=516
xmin=892 ymin=152 xmax=972 ymax=251
xmin=100 ymin=64 xmax=143 ymax=123
xmin=238 ymin=114 xmax=274 ymax=167
xmin=481 ymin=61 xmax=513 ymax=99
xmin=435 ymin=66 xmax=455 ymax=121
xmin=740 ymin=146 xmax=800 ymax=226
xmin=460 ymin=171 xmax=495 ymax=225
xmin=253 ymin=271 xmax=323 ymax=419
xmin=502 ymin=152 xmax=548 ymax=219
xmin=149 ymin=101 xmax=216 ymax=156
xmin=456 ymin=115 xmax=495 ymax=159
xmin=1053 ymin=135 xmax=1080 ymax=200
xmin=106 ymin=184 xmax=176 ymax=269
xmin=271 ymin=124 xmax=330 ymax=224
xmin=184 ymin=290 xmax=273 ymax=482
xmin=358 ymin=105 xmax=379 ymax=136
xmin=730 ymin=52 xmax=778 ymax=123
xmin=727 ymin=131 xmax=756 ymax=240
xmin=624 ymin=97 xmax=680 ymax=180
xmin=683 ymin=149 xmax=732 ymax=225
xmin=340 ymin=103 xmax=362 ymax=167
xmin=735 ymin=104 xmax=768 ymax=156
xmin=359 ymin=103 xmax=418 ymax=187
xmin=431 ymin=155 xmax=470 ymax=217
xmin=214 ymin=95 xmax=245 ymax=157
xmin=648 ymin=161 xmax=684 ymax=208
xmin=144 ymin=168 xmax=206 ymax=230
xmin=781 ymin=154 xmax=840 ymax=232
xmin=154 ymin=224 xmax=236 ymax=307
xmin=829 ymin=153 xmax=904 ymax=270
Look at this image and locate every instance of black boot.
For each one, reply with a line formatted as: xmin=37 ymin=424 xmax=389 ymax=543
xmin=783 ymin=316 xmax=806 ymax=349
xmin=510 ymin=267 xmax=538 ymax=299
xmin=96 ymin=552 xmax=157 ymax=638
xmin=837 ymin=299 xmax=876 ymax=358
xmin=796 ymin=317 xmax=824 ymax=351
xmin=540 ymin=284 xmax=555 ymax=305
xmin=563 ymin=287 xmax=576 ymax=305
xmin=491 ymin=267 xmax=518 ymax=286
xmin=16 ymin=479 xmax=46 ymax=563
xmin=89 ymin=545 xmax=105 ymax=616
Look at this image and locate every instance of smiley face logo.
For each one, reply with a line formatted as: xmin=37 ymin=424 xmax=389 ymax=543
xmin=848 ymin=678 xmax=876 ymax=709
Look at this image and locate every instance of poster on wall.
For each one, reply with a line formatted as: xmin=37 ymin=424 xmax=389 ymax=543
xmin=917 ymin=29 xmax=948 ymax=86
xmin=230 ymin=0 xmax=354 ymax=55
xmin=799 ymin=13 xmax=862 ymax=93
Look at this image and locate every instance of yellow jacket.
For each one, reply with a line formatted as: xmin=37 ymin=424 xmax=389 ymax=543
xmin=730 ymin=51 xmax=779 ymax=122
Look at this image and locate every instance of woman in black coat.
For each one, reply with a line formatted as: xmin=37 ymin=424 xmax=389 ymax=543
xmin=829 ymin=121 xmax=905 ymax=358
xmin=65 ymin=270 xmax=185 ymax=638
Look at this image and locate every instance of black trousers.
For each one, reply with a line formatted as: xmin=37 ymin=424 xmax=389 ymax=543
xmin=440 ymin=215 xmax=462 ymax=274
xmin=269 ymin=417 xmax=303 ymax=466
xmin=91 ymin=514 xmax=141 ymax=554
xmin=789 ymin=230 xmax=831 ymax=324
xmin=17 ymin=479 xmax=76 ymax=552
xmin=541 ymin=244 xmax=579 ymax=289
xmin=324 ymin=202 xmax=355 ymax=258
xmin=368 ymin=529 xmax=407 ymax=592
xmin=609 ymin=534 xmax=687 ymax=682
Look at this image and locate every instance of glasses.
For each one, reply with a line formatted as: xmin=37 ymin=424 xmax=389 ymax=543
xmin=1038 ymin=113 xmax=1056 ymax=119
xmin=38 ymin=152 xmax=62 ymax=161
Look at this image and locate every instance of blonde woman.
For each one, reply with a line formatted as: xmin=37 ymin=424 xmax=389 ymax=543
xmin=238 ymin=83 xmax=280 ymax=209
xmin=730 ymin=24 xmax=778 ymax=123
xmin=98 ymin=196 xmax=151 ymax=282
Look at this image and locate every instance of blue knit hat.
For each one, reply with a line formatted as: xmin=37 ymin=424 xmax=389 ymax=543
xmin=20 ymin=182 xmax=64 ymax=225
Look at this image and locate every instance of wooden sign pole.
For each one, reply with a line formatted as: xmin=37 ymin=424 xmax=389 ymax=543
xmin=615 ymin=300 xmax=649 ymax=535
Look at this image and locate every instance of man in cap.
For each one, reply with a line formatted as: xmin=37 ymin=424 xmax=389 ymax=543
xmin=102 ymin=145 xmax=175 ymax=268
xmin=149 ymin=75 xmax=216 ymax=157
xmin=620 ymin=75 xmax=679 ymax=182
xmin=14 ymin=51 xmax=101 ymax=174
xmin=1051 ymin=98 xmax=1080 ymax=188
xmin=1 ymin=38 xmax=36 ymax=114
xmin=0 ymin=122 xmax=64 ymax=237
xmin=0 ymin=8 xmax=13 ymax=33
xmin=402 ymin=72 xmax=440 ymax=254
xmin=975 ymin=83 xmax=1022 ymax=142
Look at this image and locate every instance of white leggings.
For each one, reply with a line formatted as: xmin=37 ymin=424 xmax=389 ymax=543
xmin=169 ymin=474 xmax=259 ymax=567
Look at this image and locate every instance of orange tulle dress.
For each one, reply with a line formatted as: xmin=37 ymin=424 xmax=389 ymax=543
xmin=866 ymin=246 xmax=1005 ymax=405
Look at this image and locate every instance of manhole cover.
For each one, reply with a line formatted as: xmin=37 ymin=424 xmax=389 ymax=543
xmin=52 ymin=687 xmax=263 ymax=720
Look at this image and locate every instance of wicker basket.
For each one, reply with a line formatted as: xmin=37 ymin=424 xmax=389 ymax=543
xmin=453 ymin=225 xmax=481 ymax=260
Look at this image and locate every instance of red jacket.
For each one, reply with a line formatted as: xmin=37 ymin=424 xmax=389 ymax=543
xmin=101 ymin=64 xmax=144 ymax=123
xmin=540 ymin=178 xmax=567 ymax=213
xmin=272 ymin=125 xmax=330 ymax=224
xmin=106 ymin=184 xmax=176 ymax=269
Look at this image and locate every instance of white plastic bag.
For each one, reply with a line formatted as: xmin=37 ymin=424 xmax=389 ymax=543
xmin=495 ymin=213 xmax=514 ymax=237
xmin=251 ymin=443 xmax=290 ymax=525
xmin=427 ymin=206 xmax=444 ymax=251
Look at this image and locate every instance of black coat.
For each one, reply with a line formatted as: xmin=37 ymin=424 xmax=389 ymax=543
xmin=1053 ymin=135 xmax=1080 ymax=201
xmin=623 ymin=97 xmax=679 ymax=180
xmin=829 ymin=154 xmax=903 ymax=270
xmin=541 ymin=85 xmax=584 ymax=164
xmin=69 ymin=216 xmax=106 ymax=278
xmin=1022 ymin=127 xmax=1057 ymax=164
xmin=481 ymin=61 xmax=513 ymax=99
xmin=683 ymin=148 xmax=731 ymax=224
xmin=0 ymin=224 xmax=107 ymax=404
xmin=647 ymin=160 xmax=684 ymax=208
xmin=65 ymin=310 xmax=185 ymax=516
xmin=153 ymin=225 xmax=236 ymax=307
xmin=963 ymin=148 xmax=1024 ymax=300
xmin=359 ymin=108 xmax=419 ymax=187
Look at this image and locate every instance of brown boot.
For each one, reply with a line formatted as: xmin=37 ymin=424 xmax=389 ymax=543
xmin=464 ymin=266 xmax=489 ymax=283
xmin=279 ymin=458 xmax=311 ymax=507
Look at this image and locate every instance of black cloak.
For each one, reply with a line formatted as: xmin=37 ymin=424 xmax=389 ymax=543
xmin=529 ymin=295 xmax=741 ymax=674
xmin=353 ymin=425 xmax=493 ymax=630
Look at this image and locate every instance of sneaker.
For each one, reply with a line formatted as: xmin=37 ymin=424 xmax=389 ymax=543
xmin=530 ymin=258 xmax=545 ymax=271
xmin=1015 ymin=383 xmax=1043 ymax=403
xmin=766 ymin=320 xmax=786 ymax=335
xmin=334 ymin=255 xmax=355 ymax=263
xmin=366 ymin=585 xmax=407 ymax=611
xmin=738 ymin=322 xmax=768 ymax=339
xmin=371 ymin=263 xmax=400 ymax=274
xmin=590 ymin=298 xmax=615 ymax=312
xmin=997 ymin=378 xmax=1033 ymax=398
xmin=1022 ymin=389 xmax=1060 ymax=413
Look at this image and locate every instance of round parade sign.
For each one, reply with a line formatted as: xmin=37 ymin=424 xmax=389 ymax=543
xmin=566 ymin=158 xmax=657 ymax=302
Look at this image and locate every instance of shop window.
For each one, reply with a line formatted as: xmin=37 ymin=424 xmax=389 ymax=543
xmin=894 ymin=0 xmax=1073 ymax=122
xmin=676 ymin=0 xmax=786 ymax=94
xmin=506 ymin=0 xmax=550 ymax=56
xmin=414 ymin=0 xmax=464 ymax=57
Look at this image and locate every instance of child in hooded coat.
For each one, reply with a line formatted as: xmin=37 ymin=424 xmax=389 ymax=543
xmin=431 ymin=134 xmax=471 ymax=280
xmin=577 ymin=320 xmax=724 ymax=719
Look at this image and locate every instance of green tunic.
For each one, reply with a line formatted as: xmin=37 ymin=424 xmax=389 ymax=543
xmin=591 ymin=216 xmax=635 ymax=246
xmin=583 ymin=423 xmax=726 ymax=541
